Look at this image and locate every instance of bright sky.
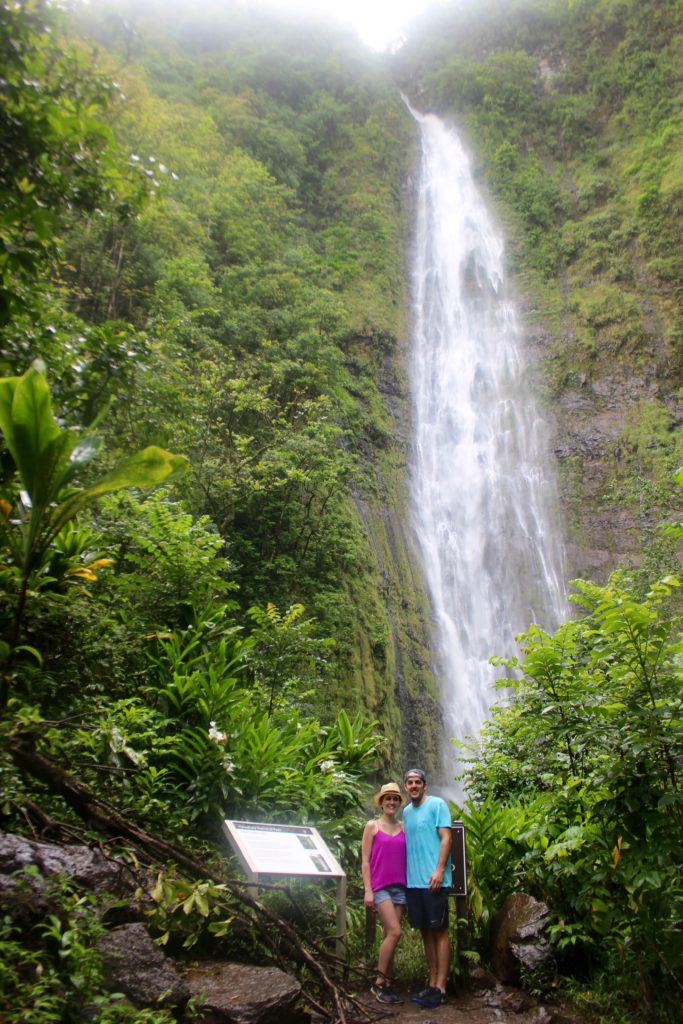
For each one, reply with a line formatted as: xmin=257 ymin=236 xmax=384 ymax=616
xmin=262 ymin=0 xmax=439 ymax=51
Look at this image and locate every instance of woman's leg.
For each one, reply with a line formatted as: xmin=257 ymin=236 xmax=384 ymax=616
xmin=375 ymin=901 xmax=404 ymax=984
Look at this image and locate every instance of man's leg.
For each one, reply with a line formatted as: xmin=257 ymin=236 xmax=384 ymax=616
xmin=420 ymin=926 xmax=449 ymax=990
xmin=432 ymin=926 xmax=450 ymax=991
xmin=420 ymin=927 xmax=438 ymax=987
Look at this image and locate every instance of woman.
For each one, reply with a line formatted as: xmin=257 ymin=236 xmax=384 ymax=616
xmin=361 ymin=781 xmax=407 ymax=1004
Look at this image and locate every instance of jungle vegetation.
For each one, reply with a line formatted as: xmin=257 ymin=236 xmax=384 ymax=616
xmin=0 ymin=1 xmax=681 ymax=1021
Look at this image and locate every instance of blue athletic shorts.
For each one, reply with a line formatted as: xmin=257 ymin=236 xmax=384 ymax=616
xmin=373 ymin=884 xmax=407 ymax=906
xmin=406 ymin=888 xmax=449 ymax=929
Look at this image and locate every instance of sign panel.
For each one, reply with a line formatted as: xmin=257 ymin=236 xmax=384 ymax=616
xmin=450 ymin=820 xmax=468 ymax=897
xmin=223 ymin=820 xmax=345 ymax=878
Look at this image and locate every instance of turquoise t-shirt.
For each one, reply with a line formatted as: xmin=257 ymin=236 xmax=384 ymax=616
xmin=403 ymin=795 xmax=452 ymax=889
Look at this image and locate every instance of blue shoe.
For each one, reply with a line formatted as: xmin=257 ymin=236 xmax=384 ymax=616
xmin=371 ymin=983 xmax=400 ymax=1004
xmin=411 ymin=986 xmax=446 ymax=1008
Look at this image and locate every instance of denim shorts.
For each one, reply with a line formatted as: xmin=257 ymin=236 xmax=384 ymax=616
xmin=374 ymin=883 xmax=407 ymax=906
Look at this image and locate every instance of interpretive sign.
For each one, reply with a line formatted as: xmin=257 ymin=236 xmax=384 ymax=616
xmin=222 ymin=820 xmax=344 ymax=878
xmin=223 ymin=820 xmax=347 ymax=957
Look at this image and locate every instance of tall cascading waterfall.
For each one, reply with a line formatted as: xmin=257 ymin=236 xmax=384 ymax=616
xmin=409 ymin=109 xmax=567 ymax=794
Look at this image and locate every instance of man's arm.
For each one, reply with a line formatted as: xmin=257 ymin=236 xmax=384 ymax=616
xmin=428 ymin=826 xmax=452 ymax=891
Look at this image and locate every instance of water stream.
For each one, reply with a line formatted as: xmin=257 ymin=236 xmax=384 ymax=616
xmin=409 ymin=110 xmax=567 ymax=795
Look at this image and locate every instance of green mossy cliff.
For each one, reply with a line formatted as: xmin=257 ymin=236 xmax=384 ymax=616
xmin=56 ymin=1 xmax=444 ymax=774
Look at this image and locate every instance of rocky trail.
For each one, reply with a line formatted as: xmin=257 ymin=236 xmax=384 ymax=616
xmin=355 ymin=981 xmax=584 ymax=1024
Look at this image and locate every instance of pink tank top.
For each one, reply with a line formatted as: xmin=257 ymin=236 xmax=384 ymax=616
xmin=370 ymin=827 xmax=407 ymax=890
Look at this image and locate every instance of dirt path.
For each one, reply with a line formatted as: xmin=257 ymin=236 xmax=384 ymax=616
xmin=356 ymin=982 xmax=582 ymax=1024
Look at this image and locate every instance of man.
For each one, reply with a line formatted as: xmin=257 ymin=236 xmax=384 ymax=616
xmin=402 ymin=767 xmax=452 ymax=1009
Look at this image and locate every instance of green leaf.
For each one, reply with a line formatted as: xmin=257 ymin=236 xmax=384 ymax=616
xmin=50 ymin=447 xmax=189 ymax=536
xmin=28 ymin=428 xmax=77 ymax=520
xmin=12 ymin=644 xmax=43 ymax=666
xmin=2 ymin=362 xmax=60 ymax=499
xmin=195 ymin=893 xmax=210 ymax=917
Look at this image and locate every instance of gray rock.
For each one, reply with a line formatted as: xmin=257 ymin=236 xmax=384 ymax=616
xmin=97 ymin=923 xmax=190 ymax=1009
xmin=0 ymin=830 xmax=141 ymax=897
xmin=184 ymin=961 xmax=302 ymax=1024
xmin=511 ymin=938 xmax=553 ymax=971
xmin=468 ymin=965 xmax=499 ymax=991
xmin=490 ymin=893 xmax=552 ymax=984
xmin=0 ymin=829 xmax=155 ymax=930
xmin=483 ymin=983 xmax=535 ymax=1012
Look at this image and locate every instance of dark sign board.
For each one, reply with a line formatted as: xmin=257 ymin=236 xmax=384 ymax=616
xmin=451 ymin=820 xmax=467 ymax=897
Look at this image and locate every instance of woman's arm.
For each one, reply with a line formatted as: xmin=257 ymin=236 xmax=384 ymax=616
xmin=361 ymin=820 xmax=376 ymax=908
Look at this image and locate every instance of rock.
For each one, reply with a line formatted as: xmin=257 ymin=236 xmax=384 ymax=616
xmin=541 ymin=1004 xmax=592 ymax=1024
xmin=184 ymin=961 xmax=302 ymax=1024
xmin=0 ymin=829 xmax=154 ymax=927
xmin=511 ymin=937 xmax=553 ymax=972
xmin=501 ymin=988 xmax=536 ymax=1013
xmin=97 ymin=923 xmax=190 ymax=1009
xmin=468 ymin=964 xmax=499 ymax=991
xmin=0 ymin=830 xmax=142 ymax=898
xmin=490 ymin=893 xmax=552 ymax=984
xmin=483 ymin=983 xmax=535 ymax=1013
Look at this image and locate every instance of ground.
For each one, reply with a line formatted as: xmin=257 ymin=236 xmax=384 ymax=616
xmin=355 ymin=981 xmax=585 ymax=1024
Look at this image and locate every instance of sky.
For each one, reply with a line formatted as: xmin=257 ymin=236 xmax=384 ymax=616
xmin=261 ymin=0 xmax=440 ymax=51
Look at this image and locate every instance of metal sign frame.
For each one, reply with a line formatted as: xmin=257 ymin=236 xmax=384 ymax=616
xmin=223 ymin=820 xmax=347 ymax=958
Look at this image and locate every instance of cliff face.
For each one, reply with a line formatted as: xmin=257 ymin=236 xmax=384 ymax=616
xmin=536 ymin=315 xmax=679 ymax=581
xmin=62 ymin=3 xmax=445 ymax=775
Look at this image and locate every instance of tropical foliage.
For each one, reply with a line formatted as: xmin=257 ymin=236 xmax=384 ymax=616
xmin=459 ymin=572 xmax=683 ymax=1019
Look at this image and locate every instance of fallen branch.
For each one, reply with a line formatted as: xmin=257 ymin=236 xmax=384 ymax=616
xmin=8 ymin=734 xmax=382 ymax=1024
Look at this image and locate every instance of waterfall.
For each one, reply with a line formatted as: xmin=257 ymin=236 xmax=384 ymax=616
xmin=409 ymin=109 xmax=567 ymax=795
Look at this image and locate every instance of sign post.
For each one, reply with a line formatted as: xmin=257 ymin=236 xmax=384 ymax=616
xmin=451 ymin=820 xmax=468 ymax=956
xmin=223 ymin=820 xmax=347 ymax=959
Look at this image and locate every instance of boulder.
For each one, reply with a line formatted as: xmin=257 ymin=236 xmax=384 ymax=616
xmin=97 ymin=923 xmax=190 ymax=1009
xmin=0 ymin=829 xmax=153 ymax=927
xmin=490 ymin=893 xmax=552 ymax=983
xmin=184 ymin=961 xmax=302 ymax=1024
xmin=468 ymin=964 xmax=499 ymax=991
xmin=0 ymin=830 xmax=143 ymax=898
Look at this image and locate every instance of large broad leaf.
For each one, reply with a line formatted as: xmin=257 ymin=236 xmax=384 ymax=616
xmin=22 ymin=434 xmax=104 ymax=557
xmin=0 ymin=375 xmax=19 ymax=452
xmin=29 ymin=429 xmax=78 ymax=511
xmin=23 ymin=430 xmax=78 ymax=558
xmin=49 ymin=446 xmax=189 ymax=536
xmin=51 ymin=435 xmax=104 ymax=497
xmin=1 ymin=362 xmax=61 ymax=500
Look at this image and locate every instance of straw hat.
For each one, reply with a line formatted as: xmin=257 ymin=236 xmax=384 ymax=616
xmin=373 ymin=782 xmax=406 ymax=806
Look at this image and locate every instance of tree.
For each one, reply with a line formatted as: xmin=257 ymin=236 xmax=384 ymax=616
xmin=0 ymin=1 xmax=144 ymax=325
